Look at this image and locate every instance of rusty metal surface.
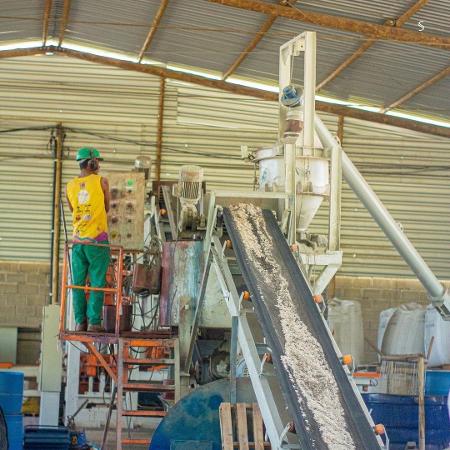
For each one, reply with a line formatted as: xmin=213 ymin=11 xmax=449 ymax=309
xmin=159 ymin=240 xmax=204 ymax=326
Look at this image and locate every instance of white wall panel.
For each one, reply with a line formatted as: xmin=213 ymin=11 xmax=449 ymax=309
xmin=0 ymin=55 xmax=449 ymax=282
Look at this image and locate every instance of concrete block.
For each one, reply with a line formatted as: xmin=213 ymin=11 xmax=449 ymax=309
xmin=334 ymin=276 xmax=352 ymax=289
xmin=18 ymin=284 xmax=40 ymax=295
xmin=6 ymin=273 xmax=25 ymax=283
xmin=0 ymin=262 xmax=19 ymax=272
xmin=0 ymin=315 xmax=21 ymax=326
xmin=2 ymin=283 xmax=18 ymax=294
xmin=340 ymin=288 xmax=363 ymax=300
xmin=399 ymin=289 xmax=423 ymax=303
xmin=5 ymin=297 xmax=19 ymax=307
xmin=18 ymin=262 xmax=43 ymax=273
xmin=351 ymin=277 xmax=373 ymax=288
xmin=27 ymin=273 xmax=48 ymax=284
xmin=362 ymin=288 xmax=385 ymax=300
xmin=372 ymin=277 xmax=397 ymax=289
xmin=15 ymin=305 xmax=36 ymax=317
xmin=26 ymin=295 xmax=47 ymax=306
xmin=26 ymin=316 xmax=41 ymax=327
xmin=396 ymin=278 xmax=421 ymax=290
xmin=39 ymin=285 xmax=50 ymax=297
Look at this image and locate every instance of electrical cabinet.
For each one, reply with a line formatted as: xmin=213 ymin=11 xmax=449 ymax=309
xmin=107 ymin=172 xmax=145 ymax=250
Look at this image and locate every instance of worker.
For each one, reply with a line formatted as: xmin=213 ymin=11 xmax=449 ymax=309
xmin=66 ymin=147 xmax=110 ymax=332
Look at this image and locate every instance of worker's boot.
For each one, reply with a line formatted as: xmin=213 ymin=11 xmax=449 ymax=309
xmin=75 ymin=320 xmax=87 ymax=332
xmin=87 ymin=323 xmax=104 ymax=332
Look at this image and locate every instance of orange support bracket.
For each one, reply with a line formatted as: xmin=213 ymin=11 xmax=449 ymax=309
xmin=85 ymin=342 xmax=117 ymax=382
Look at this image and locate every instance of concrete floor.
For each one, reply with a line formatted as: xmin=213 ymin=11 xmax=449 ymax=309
xmin=86 ymin=427 xmax=155 ymax=450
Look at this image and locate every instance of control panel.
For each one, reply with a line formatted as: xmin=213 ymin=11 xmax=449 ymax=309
xmin=107 ymin=172 xmax=145 ymax=250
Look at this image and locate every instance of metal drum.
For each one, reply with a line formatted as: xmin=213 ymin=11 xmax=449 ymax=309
xmin=0 ymin=372 xmax=24 ymax=450
xmin=5 ymin=415 xmax=23 ymax=450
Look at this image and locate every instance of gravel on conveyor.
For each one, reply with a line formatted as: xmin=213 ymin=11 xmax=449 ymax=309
xmin=229 ymin=203 xmax=355 ymax=450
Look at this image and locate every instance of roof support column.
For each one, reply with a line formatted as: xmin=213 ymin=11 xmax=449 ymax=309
xmin=156 ymin=77 xmax=166 ymax=192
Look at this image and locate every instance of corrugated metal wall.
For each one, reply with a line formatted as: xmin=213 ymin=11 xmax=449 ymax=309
xmin=0 ymin=55 xmax=449 ymax=280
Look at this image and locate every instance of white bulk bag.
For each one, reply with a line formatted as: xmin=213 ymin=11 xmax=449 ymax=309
xmin=327 ymin=298 xmax=364 ymax=366
xmin=425 ymin=305 xmax=450 ymax=367
xmin=381 ymin=303 xmax=426 ymax=355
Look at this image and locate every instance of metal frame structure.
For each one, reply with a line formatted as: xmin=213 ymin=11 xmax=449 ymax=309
xmin=59 ymin=243 xmax=179 ymax=449
xmin=278 ymin=31 xmax=343 ymax=294
xmin=314 ymin=116 xmax=450 ymax=320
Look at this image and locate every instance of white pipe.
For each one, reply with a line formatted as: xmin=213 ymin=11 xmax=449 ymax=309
xmin=303 ymin=32 xmax=316 ymax=157
xmin=315 ymin=115 xmax=450 ymax=318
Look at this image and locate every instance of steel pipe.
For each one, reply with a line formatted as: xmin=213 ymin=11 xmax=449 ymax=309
xmin=315 ymin=115 xmax=450 ymax=319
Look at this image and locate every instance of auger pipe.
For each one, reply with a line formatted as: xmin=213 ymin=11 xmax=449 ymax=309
xmin=315 ymin=115 xmax=450 ymax=320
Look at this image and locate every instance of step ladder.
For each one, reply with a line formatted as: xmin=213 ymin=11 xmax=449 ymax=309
xmin=117 ymin=337 xmax=180 ymax=449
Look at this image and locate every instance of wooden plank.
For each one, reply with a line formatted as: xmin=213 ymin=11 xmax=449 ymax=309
xmin=252 ymin=403 xmax=265 ymax=450
xmin=418 ymin=355 xmax=426 ymax=450
xmin=233 ymin=444 xmax=271 ymax=449
xmin=122 ymin=438 xmax=151 ymax=445
xmin=122 ymin=410 xmax=166 ymax=417
xmin=219 ymin=403 xmax=234 ymax=450
xmin=236 ymin=403 xmax=249 ymax=450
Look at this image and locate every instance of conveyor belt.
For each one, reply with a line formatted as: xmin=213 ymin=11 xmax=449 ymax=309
xmin=224 ymin=206 xmax=381 ymax=450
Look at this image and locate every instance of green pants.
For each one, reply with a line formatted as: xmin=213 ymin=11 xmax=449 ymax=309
xmin=71 ymin=241 xmax=110 ymax=325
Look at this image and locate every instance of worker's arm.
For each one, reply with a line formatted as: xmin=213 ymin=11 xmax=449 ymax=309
xmin=101 ymin=177 xmax=110 ymax=213
xmin=66 ymin=188 xmax=73 ymax=212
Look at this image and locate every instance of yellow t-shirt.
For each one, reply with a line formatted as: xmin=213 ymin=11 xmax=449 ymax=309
xmin=66 ymin=174 xmax=108 ymax=241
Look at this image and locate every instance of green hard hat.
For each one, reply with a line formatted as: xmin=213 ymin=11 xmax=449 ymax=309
xmin=76 ymin=147 xmax=103 ymax=161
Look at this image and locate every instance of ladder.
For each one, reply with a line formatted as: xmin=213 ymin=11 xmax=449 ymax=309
xmin=117 ymin=337 xmax=180 ymax=449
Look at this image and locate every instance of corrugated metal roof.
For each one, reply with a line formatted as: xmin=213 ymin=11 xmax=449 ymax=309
xmin=65 ymin=0 xmax=159 ymax=54
xmin=0 ymin=0 xmax=44 ymax=42
xmin=289 ymin=0 xmax=412 ymax=24
xmin=147 ymin=0 xmax=269 ymax=72
xmin=403 ymin=76 xmax=450 ymax=119
xmin=321 ymin=41 xmax=449 ymax=113
xmin=235 ymin=19 xmax=365 ymax=84
xmin=0 ymin=0 xmax=448 ymax=123
xmin=404 ymin=1 xmax=450 ymax=36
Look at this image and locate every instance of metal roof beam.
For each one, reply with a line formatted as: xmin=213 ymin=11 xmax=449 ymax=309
xmin=207 ymin=0 xmax=450 ymax=49
xmin=42 ymin=0 xmax=53 ymax=46
xmin=381 ymin=66 xmax=450 ymax=112
xmin=222 ymin=15 xmax=276 ymax=80
xmin=58 ymin=0 xmax=72 ymax=47
xmin=317 ymin=0 xmax=430 ymax=91
xmin=138 ymin=0 xmax=169 ymax=63
xmin=0 ymin=46 xmax=449 ymax=138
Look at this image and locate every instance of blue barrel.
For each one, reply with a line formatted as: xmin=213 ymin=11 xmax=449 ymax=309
xmin=0 ymin=372 xmax=24 ymax=450
xmin=6 ymin=415 xmax=23 ymax=450
xmin=0 ymin=372 xmax=23 ymax=415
